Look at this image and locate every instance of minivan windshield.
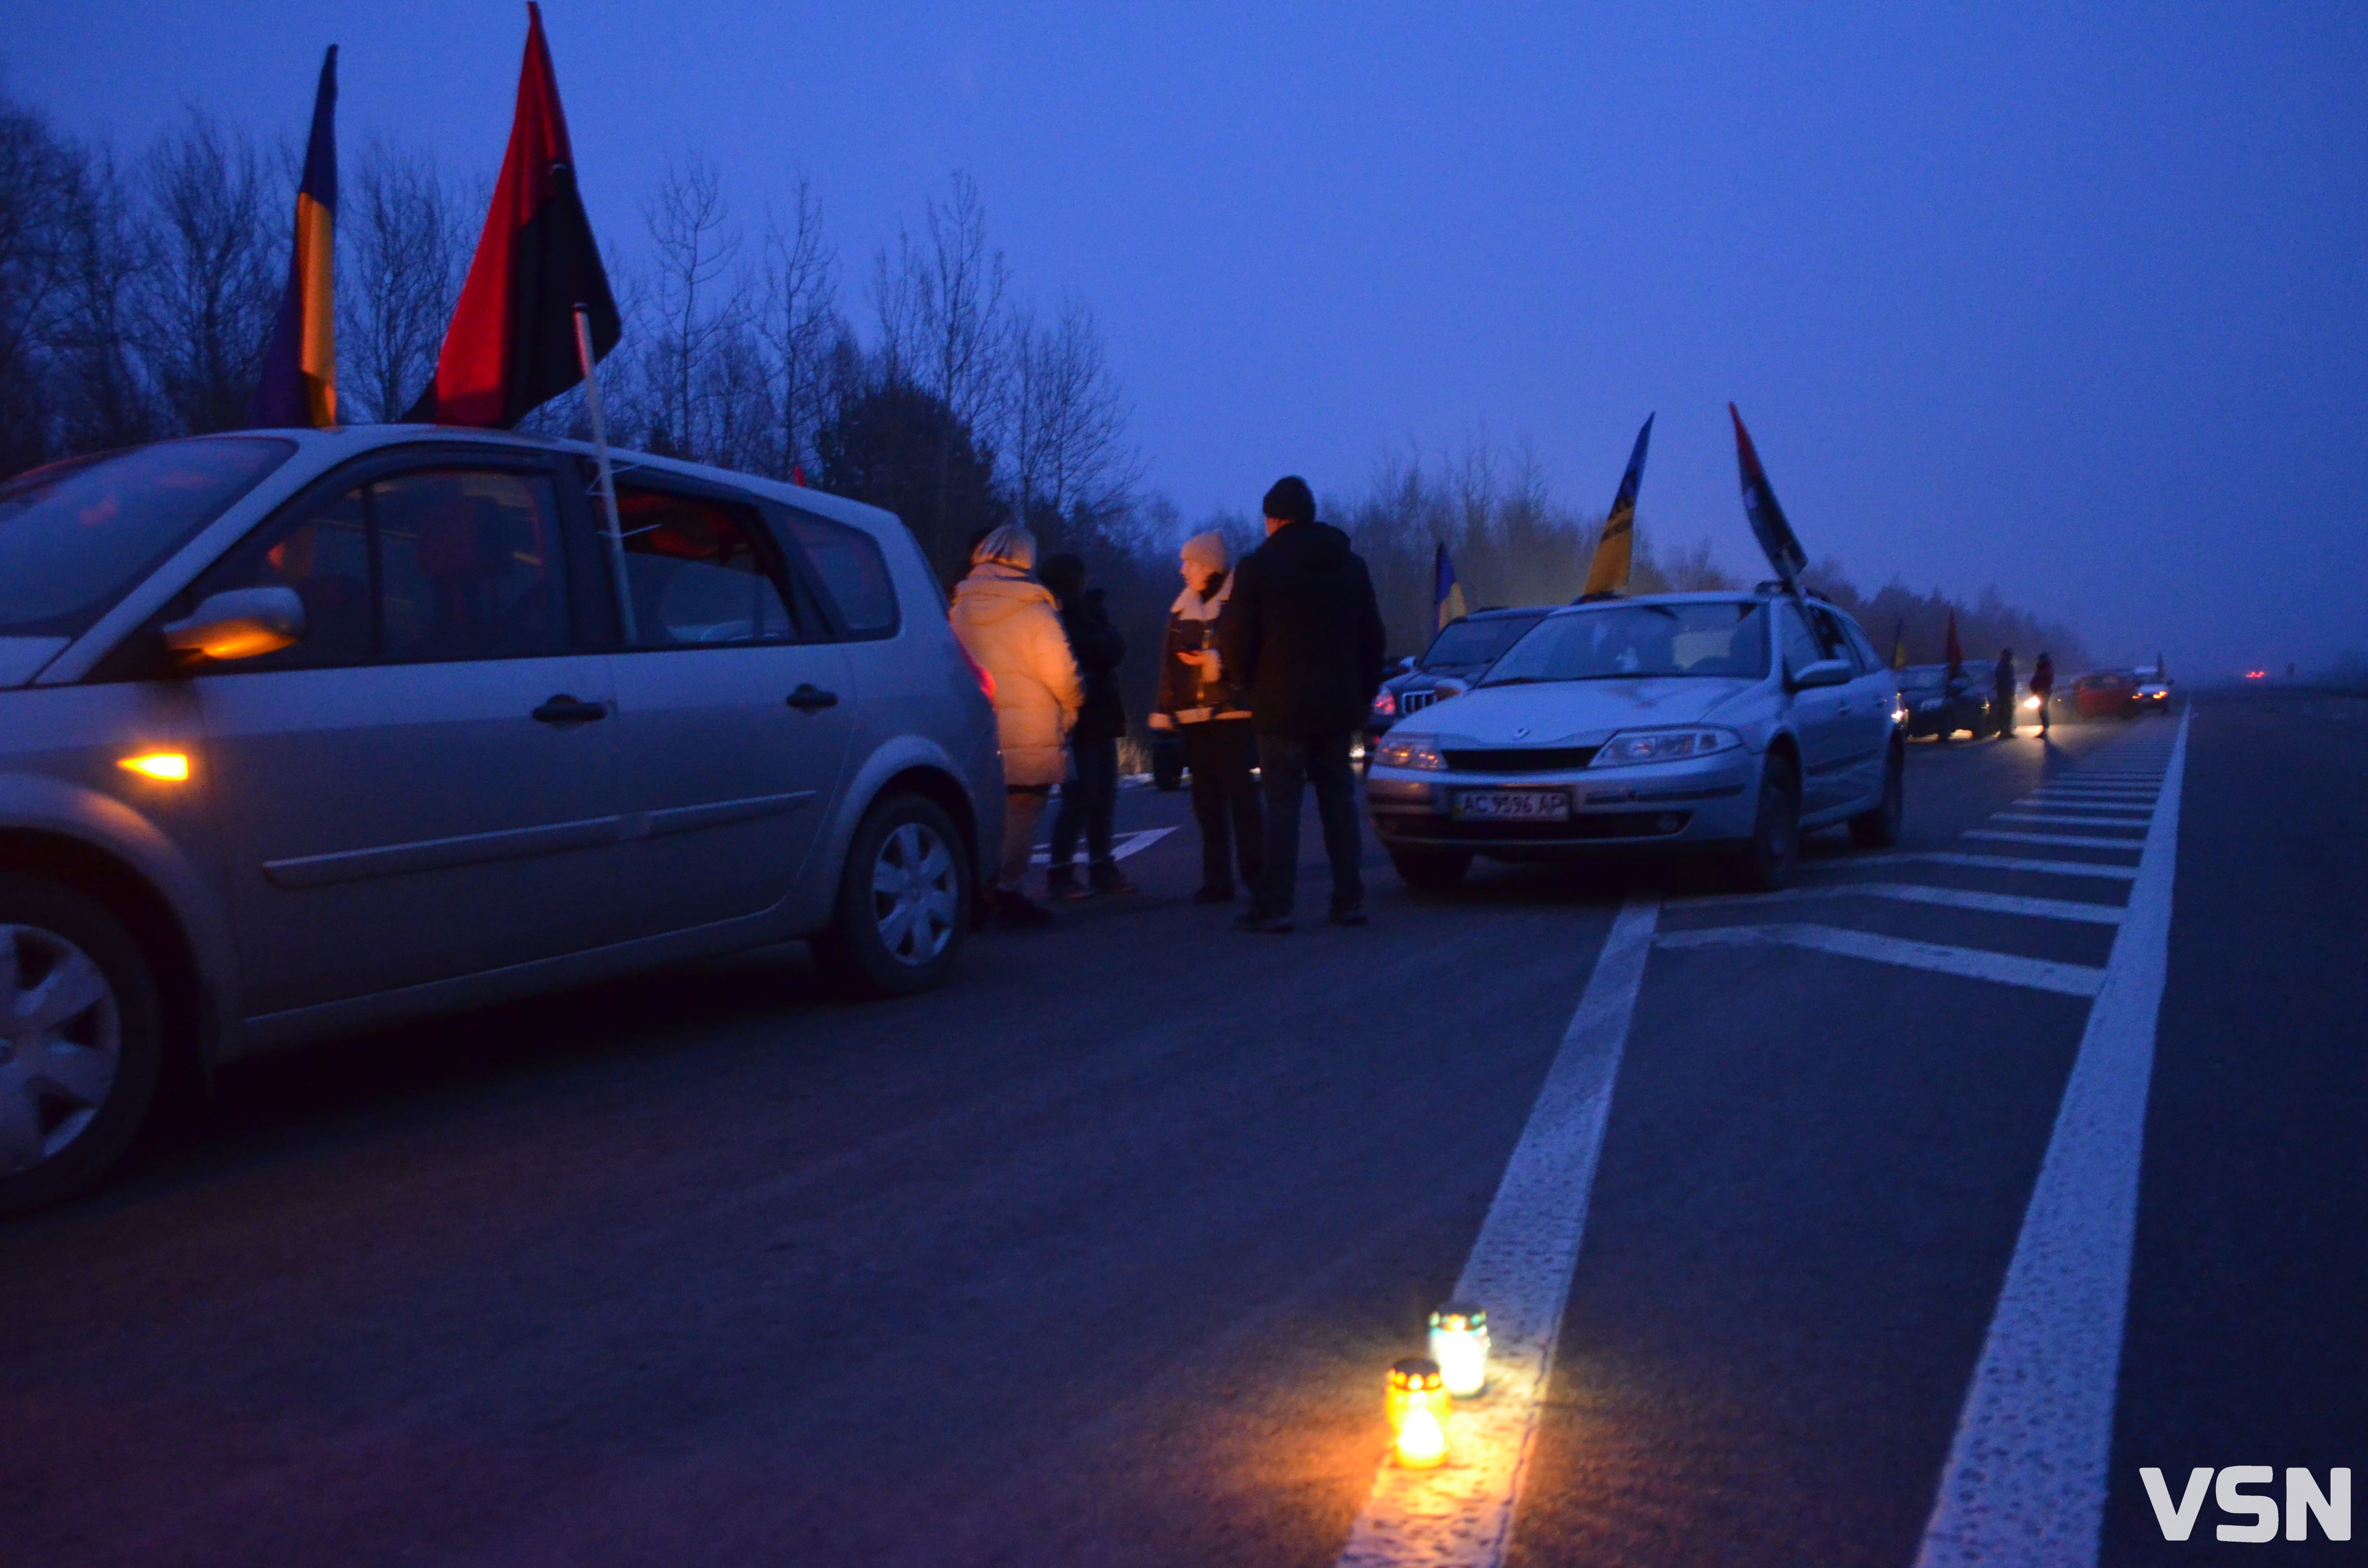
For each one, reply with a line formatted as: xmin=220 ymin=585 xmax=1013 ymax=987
xmin=1481 ymin=600 xmax=1770 ymax=685
xmin=0 ymin=437 xmax=295 ymax=638
xmin=1421 ymin=612 xmax=1543 ymax=670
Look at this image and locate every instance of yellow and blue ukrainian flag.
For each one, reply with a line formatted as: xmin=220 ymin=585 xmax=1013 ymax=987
xmin=253 ymin=46 xmax=337 ymax=427
xmin=1581 ymin=413 xmax=1654 ymax=599
xmin=1434 ymin=542 xmax=1468 ymax=632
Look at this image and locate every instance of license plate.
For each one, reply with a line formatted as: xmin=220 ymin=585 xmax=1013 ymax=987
xmin=1452 ymin=788 xmax=1571 ymax=821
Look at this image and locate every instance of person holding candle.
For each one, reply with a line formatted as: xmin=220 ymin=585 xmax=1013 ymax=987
xmin=1148 ymin=531 xmax=1263 ymax=903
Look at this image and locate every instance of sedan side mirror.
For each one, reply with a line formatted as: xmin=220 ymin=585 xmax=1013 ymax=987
xmin=162 ymin=586 xmax=306 ymax=663
xmin=1789 ymin=658 xmax=1853 ymax=690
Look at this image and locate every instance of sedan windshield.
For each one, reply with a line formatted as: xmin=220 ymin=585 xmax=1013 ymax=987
xmin=0 ymin=437 xmax=295 ymax=638
xmin=1482 ymin=600 xmax=1769 ymax=685
xmin=1421 ymin=613 xmax=1542 ymax=669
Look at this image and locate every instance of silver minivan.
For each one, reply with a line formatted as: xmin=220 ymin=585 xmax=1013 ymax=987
xmin=0 ymin=429 xmax=1003 ymax=1213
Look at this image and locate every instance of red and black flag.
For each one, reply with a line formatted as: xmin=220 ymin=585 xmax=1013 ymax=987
xmin=1945 ymin=608 xmax=1964 ymax=680
xmin=1728 ymin=404 xmax=1807 ymax=590
xmin=406 ymin=4 xmax=618 ymax=426
xmin=252 ymin=46 xmax=338 ymax=428
xmin=1580 ymin=413 xmax=1653 ymax=599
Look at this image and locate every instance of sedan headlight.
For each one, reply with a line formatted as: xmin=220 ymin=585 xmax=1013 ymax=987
xmin=1589 ymin=727 xmax=1741 ymax=767
xmin=1374 ymin=735 xmax=1445 ymax=770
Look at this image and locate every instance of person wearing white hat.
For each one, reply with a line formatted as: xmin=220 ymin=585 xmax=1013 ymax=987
xmin=1148 ymin=531 xmax=1263 ymax=902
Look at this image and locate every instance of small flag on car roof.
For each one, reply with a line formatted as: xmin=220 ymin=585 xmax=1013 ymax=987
xmin=1580 ymin=413 xmax=1653 ymax=600
xmin=251 ymin=46 xmax=338 ymax=428
xmin=1728 ymin=404 xmax=1808 ymax=590
xmin=1434 ymin=542 xmax=1468 ymax=632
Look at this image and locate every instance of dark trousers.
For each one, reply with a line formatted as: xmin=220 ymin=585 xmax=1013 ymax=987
xmin=1994 ymin=690 xmax=2016 ymax=736
xmin=1049 ymin=736 xmax=1119 ymax=870
xmin=1254 ymin=730 xmax=1364 ymax=918
xmin=1182 ymin=720 xmax=1263 ymax=893
xmin=2035 ymin=692 xmax=2051 ymax=734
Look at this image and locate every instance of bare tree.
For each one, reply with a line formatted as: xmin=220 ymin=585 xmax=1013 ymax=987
xmin=751 ymin=172 xmax=839 ymax=480
xmin=135 ymin=110 xmax=280 ymax=434
xmin=49 ymin=141 xmax=159 ymax=453
xmin=0 ymin=90 xmax=79 ymax=469
xmin=336 ymin=141 xmax=463 ymax=422
xmin=639 ymin=152 xmax=742 ymax=458
xmin=1007 ymin=297 xmax=1138 ymax=524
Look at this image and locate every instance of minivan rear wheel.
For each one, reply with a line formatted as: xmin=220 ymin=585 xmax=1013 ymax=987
xmin=813 ymin=794 xmax=971 ymax=998
xmin=0 ymin=875 xmax=163 ymax=1216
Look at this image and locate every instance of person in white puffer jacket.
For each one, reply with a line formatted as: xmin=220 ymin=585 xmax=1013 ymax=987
xmin=950 ymin=525 xmax=1082 ymax=924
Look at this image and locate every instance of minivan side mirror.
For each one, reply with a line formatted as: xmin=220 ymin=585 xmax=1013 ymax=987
xmin=1789 ymin=658 xmax=1853 ymax=690
xmin=161 ymin=587 xmax=307 ymax=662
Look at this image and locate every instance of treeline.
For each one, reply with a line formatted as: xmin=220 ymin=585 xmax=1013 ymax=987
xmin=0 ymin=78 xmax=2087 ymax=725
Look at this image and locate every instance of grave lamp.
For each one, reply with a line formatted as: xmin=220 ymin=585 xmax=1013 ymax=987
xmin=1387 ymin=1357 xmax=1450 ymax=1468
xmin=1428 ymin=1303 xmax=1490 ymax=1397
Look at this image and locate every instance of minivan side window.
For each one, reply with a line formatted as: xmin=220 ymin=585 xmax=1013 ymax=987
xmin=612 ymin=485 xmax=804 ymax=647
xmin=185 ymin=486 xmax=375 ymax=671
xmin=373 ymin=469 xmax=570 ymax=662
xmin=778 ymin=510 xmax=899 ymax=637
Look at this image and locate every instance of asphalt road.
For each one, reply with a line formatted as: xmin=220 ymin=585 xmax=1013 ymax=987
xmin=2 ymin=691 xmax=2358 ymax=1567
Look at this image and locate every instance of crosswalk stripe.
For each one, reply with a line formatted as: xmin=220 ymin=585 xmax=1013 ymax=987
xmin=1813 ymin=853 xmax=2140 ymax=882
xmin=1654 ymin=923 xmax=2107 ymax=996
xmin=1992 ymin=812 xmax=2153 ymax=827
xmin=1965 ymin=830 xmax=2147 ymax=851
xmin=1674 ymin=882 xmax=2126 ymax=924
xmin=2019 ymin=795 xmax=2157 ymax=806
xmin=1335 ymin=898 xmax=1659 ymax=1567
xmin=1915 ymin=709 xmax=2191 ymax=1566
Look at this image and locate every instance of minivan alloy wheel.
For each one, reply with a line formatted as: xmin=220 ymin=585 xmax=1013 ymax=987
xmin=0 ymin=923 xmax=123 ymax=1174
xmin=871 ymin=821 xmax=961 ymax=967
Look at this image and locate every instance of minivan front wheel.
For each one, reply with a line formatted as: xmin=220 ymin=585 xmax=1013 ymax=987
xmin=0 ymin=875 xmax=163 ymax=1215
xmin=814 ymin=794 xmax=971 ymax=998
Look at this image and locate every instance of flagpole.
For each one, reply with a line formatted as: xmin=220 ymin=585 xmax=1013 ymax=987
xmin=573 ymin=303 xmax=636 ymax=644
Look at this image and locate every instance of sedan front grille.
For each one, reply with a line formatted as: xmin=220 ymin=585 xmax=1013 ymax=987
xmin=1440 ymin=745 xmax=1599 ymax=772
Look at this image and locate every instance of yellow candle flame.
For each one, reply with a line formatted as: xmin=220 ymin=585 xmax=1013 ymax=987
xmin=1395 ymin=1406 xmax=1446 ymax=1468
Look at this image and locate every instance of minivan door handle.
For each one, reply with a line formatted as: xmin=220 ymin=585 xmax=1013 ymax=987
xmin=531 ymin=695 xmax=609 ymax=725
xmin=786 ymin=684 xmax=840 ymax=712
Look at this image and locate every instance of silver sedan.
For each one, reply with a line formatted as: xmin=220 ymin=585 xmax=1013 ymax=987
xmin=1366 ymin=590 xmax=1904 ymax=891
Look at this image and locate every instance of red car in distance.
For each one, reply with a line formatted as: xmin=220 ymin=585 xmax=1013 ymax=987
xmin=2063 ymin=669 xmax=2142 ymax=721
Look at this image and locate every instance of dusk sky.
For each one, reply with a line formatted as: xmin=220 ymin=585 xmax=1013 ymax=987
xmin=11 ymin=2 xmax=2364 ymax=674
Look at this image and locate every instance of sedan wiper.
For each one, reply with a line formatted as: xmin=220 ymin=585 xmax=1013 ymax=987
xmin=1477 ymin=675 xmax=1560 ymax=688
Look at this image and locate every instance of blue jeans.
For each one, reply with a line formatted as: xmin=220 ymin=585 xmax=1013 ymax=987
xmin=1254 ymin=731 xmax=1364 ymax=918
xmin=1050 ymin=736 xmax=1119 ymax=871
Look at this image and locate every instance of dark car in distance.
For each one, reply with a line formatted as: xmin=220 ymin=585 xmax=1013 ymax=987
xmin=1895 ymin=662 xmax=1992 ymax=740
xmin=1366 ymin=608 xmax=1553 ymax=747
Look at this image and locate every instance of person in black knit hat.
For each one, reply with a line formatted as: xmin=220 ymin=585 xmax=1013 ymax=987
xmin=1217 ymin=476 xmax=1387 ymax=932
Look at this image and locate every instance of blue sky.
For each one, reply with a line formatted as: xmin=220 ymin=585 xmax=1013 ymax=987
xmin=10 ymin=1 xmax=2365 ymax=673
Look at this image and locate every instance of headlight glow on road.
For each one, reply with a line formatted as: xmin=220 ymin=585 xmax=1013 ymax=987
xmin=1428 ymin=1304 xmax=1490 ymax=1397
xmin=1386 ymin=1358 xmax=1450 ymax=1468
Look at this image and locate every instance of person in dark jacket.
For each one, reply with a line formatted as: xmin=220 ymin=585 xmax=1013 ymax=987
xmin=1216 ymin=476 xmax=1387 ymax=932
xmin=1040 ymin=553 xmax=1133 ymax=899
xmin=1149 ymin=531 xmax=1263 ymax=903
xmin=1993 ymin=648 xmax=2018 ymax=739
xmin=2031 ymin=651 xmax=2055 ymax=737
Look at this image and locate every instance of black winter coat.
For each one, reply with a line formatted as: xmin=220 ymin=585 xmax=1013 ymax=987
xmin=1058 ymin=588 xmax=1129 ymax=743
xmin=1216 ymin=520 xmax=1387 ymax=736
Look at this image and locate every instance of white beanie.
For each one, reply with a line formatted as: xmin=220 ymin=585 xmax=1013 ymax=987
xmin=1180 ymin=531 xmax=1228 ymax=576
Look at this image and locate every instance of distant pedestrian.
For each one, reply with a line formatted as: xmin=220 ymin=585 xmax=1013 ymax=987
xmin=1217 ymin=476 xmax=1387 ymax=932
xmin=950 ymin=525 xmax=1081 ymax=926
xmin=1040 ymin=552 xmax=1134 ymax=900
xmin=1150 ymin=531 xmax=1264 ymax=903
xmin=1993 ymin=648 xmax=2018 ymax=739
xmin=2031 ymin=651 xmax=2055 ymax=737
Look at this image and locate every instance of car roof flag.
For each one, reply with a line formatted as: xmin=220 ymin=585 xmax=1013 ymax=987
xmin=405 ymin=4 xmax=618 ymax=427
xmin=252 ymin=46 xmax=338 ymax=428
xmin=1891 ymin=615 xmax=1907 ymax=670
xmin=1434 ymin=542 xmax=1468 ymax=632
xmin=1945 ymin=608 xmax=1964 ymax=679
xmin=1728 ymin=404 xmax=1808 ymax=592
xmin=1580 ymin=413 xmax=1653 ymax=599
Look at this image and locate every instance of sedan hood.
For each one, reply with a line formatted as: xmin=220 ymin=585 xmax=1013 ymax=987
xmin=1411 ymin=677 xmax=1761 ymax=745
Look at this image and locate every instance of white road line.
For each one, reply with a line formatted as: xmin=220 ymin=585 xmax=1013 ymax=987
xmin=1028 ymin=826 xmax=1176 ymax=867
xmin=1654 ymin=923 xmax=2106 ymax=997
xmin=1815 ymin=853 xmax=2140 ymax=882
xmin=1675 ymin=882 xmax=2125 ymax=925
xmin=1992 ymin=812 xmax=2153 ymax=827
xmin=1964 ymin=830 xmax=2146 ymax=852
xmin=2018 ymin=797 xmax=2156 ymax=809
xmin=2023 ymin=789 xmax=2159 ymax=800
xmin=1336 ymin=897 xmax=1659 ymax=1568
xmin=1914 ymin=709 xmax=2190 ymax=1568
